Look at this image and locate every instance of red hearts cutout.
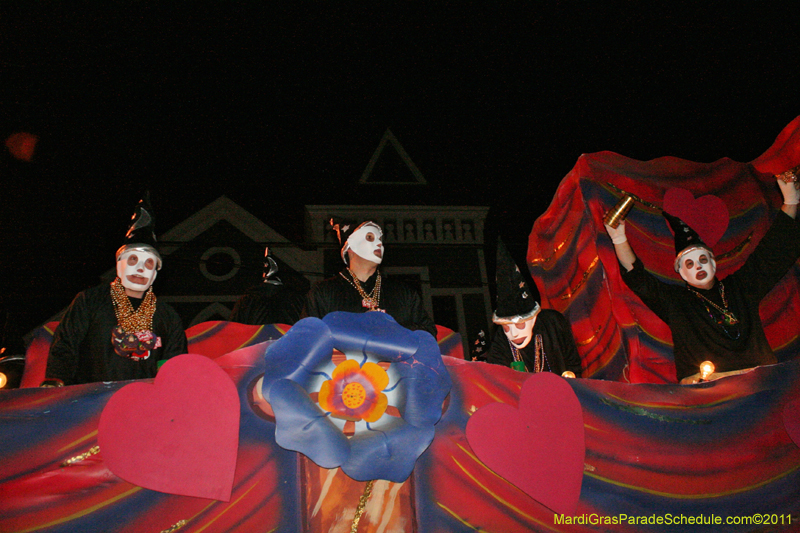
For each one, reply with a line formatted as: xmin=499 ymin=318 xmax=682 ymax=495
xmin=466 ymin=372 xmax=584 ymax=516
xmin=663 ymin=188 xmax=729 ymax=248
xmin=98 ymin=354 xmax=240 ymax=501
xmin=784 ymin=397 xmax=800 ymax=450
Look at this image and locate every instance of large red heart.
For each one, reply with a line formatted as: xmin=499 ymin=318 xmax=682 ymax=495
xmin=784 ymin=398 xmax=800 ymax=449
xmin=465 ymin=372 xmax=584 ymax=516
xmin=98 ymin=353 xmax=240 ymax=501
xmin=663 ymin=188 xmax=729 ymax=248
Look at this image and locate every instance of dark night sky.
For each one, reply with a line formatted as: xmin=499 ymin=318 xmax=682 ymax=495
xmin=1 ymin=2 xmax=799 ymax=349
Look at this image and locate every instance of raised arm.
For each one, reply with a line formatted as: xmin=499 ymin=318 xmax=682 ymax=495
xmin=604 ymin=221 xmax=637 ymax=272
xmin=777 ymin=173 xmax=800 ymax=219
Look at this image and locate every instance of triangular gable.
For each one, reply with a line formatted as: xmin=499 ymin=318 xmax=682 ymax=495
xmin=360 ymin=128 xmax=427 ymax=185
xmin=159 ymin=195 xmax=318 ymax=275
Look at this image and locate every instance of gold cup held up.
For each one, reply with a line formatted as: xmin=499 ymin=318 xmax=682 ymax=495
xmin=604 ymin=195 xmax=635 ymax=229
xmin=776 ymin=164 xmax=800 ymax=183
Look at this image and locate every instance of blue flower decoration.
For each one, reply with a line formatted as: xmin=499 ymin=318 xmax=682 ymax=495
xmin=260 ymin=311 xmax=451 ymax=482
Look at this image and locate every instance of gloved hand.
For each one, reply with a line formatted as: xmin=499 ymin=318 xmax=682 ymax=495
xmin=604 ymin=221 xmax=627 ymax=244
xmin=777 ymin=175 xmax=800 ymax=206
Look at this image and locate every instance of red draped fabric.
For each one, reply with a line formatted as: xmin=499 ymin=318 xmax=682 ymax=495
xmin=530 ymin=116 xmax=800 ymax=383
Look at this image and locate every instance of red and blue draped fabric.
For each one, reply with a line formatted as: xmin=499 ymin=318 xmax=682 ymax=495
xmin=0 ymin=343 xmax=302 ymax=532
xmin=417 ymin=359 xmax=800 ymax=532
xmin=2 ymin=349 xmax=799 ymax=532
xmin=530 ymin=116 xmax=800 ymax=383
xmin=435 ymin=324 xmax=465 ymax=360
xmin=185 ymin=321 xmax=290 ymax=358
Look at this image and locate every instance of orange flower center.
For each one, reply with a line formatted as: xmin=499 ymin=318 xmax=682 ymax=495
xmin=341 ymin=382 xmax=367 ymax=409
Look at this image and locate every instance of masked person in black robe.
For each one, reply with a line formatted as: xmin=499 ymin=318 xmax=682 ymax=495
xmin=486 ymin=238 xmax=582 ymax=377
xmin=304 ymin=219 xmax=437 ymax=336
xmin=229 ymin=247 xmax=307 ymax=326
xmin=605 ymin=171 xmax=800 ymax=384
xmin=42 ymin=194 xmax=187 ymax=387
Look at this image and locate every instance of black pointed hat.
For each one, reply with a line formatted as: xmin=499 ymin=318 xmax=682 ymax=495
xmin=261 ymin=247 xmax=283 ymax=285
xmin=492 ymin=237 xmax=541 ymax=324
xmin=663 ymin=211 xmax=707 ymax=254
xmin=115 ymin=192 xmax=162 ymax=268
xmin=663 ymin=211 xmax=713 ymax=271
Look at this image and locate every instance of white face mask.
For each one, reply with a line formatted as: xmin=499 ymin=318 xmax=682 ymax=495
xmin=117 ymin=250 xmax=159 ymax=294
xmin=677 ymin=248 xmax=716 ymax=289
xmin=501 ymin=317 xmax=536 ymax=349
xmin=346 ymin=224 xmax=383 ymax=264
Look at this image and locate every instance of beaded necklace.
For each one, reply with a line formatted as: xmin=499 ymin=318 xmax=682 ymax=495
xmin=110 ymin=278 xmax=157 ymax=332
xmin=687 ymin=281 xmax=740 ymax=339
xmin=340 ymin=268 xmax=382 ymax=311
xmin=508 ymin=333 xmax=548 ymax=373
xmin=687 ymin=281 xmax=738 ymax=325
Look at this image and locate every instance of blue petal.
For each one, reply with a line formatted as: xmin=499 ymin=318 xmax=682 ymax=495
xmin=262 ymin=318 xmax=334 ymax=399
xmin=401 ymin=332 xmax=452 ymax=427
xmin=270 ymin=379 xmax=349 ymax=469
xmin=343 ymin=423 xmax=435 ymax=482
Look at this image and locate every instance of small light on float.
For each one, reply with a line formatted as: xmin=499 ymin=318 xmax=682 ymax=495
xmin=561 ymin=371 xmax=576 ymax=379
xmin=699 ymin=361 xmax=715 ymax=382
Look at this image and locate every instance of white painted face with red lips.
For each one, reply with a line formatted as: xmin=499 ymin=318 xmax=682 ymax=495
xmin=346 ymin=223 xmax=383 ymax=264
xmin=117 ymin=250 xmax=159 ymax=293
xmin=677 ymin=247 xmax=716 ymax=290
xmin=501 ymin=317 xmax=536 ymax=349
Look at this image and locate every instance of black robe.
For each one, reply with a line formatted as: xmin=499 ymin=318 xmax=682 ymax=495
xmin=305 ymin=270 xmax=437 ymax=337
xmin=486 ymin=309 xmax=583 ymax=376
xmin=622 ymin=211 xmax=800 ymax=381
xmin=46 ymin=283 xmax=187 ymax=385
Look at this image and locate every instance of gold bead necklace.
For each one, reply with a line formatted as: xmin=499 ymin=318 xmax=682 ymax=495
xmin=340 ymin=268 xmax=382 ymax=311
xmin=110 ymin=278 xmax=157 ymax=332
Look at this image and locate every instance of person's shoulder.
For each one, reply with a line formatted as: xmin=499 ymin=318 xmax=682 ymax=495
xmin=311 ymin=272 xmax=346 ymax=291
xmin=69 ymin=283 xmax=110 ymax=306
xmin=382 ymin=274 xmax=417 ymax=293
xmin=537 ymin=308 xmax=572 ymax=327
xmin=57 ymin=284 xmax=110 ymax=320
xmin=158 ymin=298 xmax=180 ymax=312
xmin=538 ymin=308 xmax=565 ymax=320
xmin=241 ymin=283 xmax=283 ymax=299
xmin=156 ymin=299 xmax=183 ymax=321
xmin=83 ymin=283 xmax=110 ymax=298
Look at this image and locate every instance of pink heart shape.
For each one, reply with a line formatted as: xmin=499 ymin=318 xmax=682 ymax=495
xmin=784 ymin=398 xmax=800 ymax=449
xmin=98 ymin=353 xmax=240 ymax=501
xmin=466 ymin=372 xmax=584 ymax=516
xmin=663 ymin=188 xmax=729 ymax=248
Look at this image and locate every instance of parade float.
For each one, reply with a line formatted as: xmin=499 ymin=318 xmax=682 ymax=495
xmin=2 ymin=118 xmax=800 ymax=532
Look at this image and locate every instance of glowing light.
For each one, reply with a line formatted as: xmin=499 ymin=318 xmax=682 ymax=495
xmin=699 ymin=361 xmax=715 ymax=381
xmin=5 ymin=132 xmax=39 ymax=161
xmin=561 ymin=371 xmax=576 ymax=379
xmin=0 ymin=372 xmax=7 ymax=389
